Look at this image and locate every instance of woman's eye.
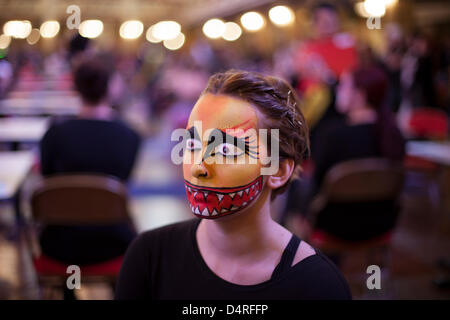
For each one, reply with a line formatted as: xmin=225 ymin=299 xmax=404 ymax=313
xmin=186 ymin=139 xmax=201 ymax=151
xmin=215 ymin=143 xmax=244 ymax=157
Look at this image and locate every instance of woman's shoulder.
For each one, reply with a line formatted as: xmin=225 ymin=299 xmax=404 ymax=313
xmin=120 ymin=219 xmax=198 ymax=273
xmin=293 ymin=240 xmax=316 ymax=264
xmin=288 ymin=245 xmax=352 ymax=300
xmin=131 ymin=219 xmax=198 ymax=251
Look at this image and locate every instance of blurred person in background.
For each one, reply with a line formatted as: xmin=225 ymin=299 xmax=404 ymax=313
xmin=314 ymin=65 xmax=405 ymax=191
xmin=0 ymin=56 xmax=13 ymax=98
xmin=397 ymin=31 xmax=449 ymax=139
xmin=381 ymin=23 xmax=406 ymax=113
xmin=158 ymin=56 xmax=209 ymax=131
xmin=401 ymin=32 xmax=437 ymax=110
xmin=294 ymin=2 xmax=358 ymax=135
xmin=284 ymin=64 xmax=405 ymax=238
xmin=39 ymin=55 xmax=140 ymax=266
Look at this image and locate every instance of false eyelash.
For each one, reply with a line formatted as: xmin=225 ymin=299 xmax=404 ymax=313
xmin=242 ymin=137 xmax=259 ymax=159
xmin=214 ymin=136 xmax=260 ymax=160
xmin=202 ymin=130 xmax=261 ymax=161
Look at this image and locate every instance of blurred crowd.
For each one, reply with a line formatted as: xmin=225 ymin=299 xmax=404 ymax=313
xmin=1 ymin=5 xmax=448 ymax=140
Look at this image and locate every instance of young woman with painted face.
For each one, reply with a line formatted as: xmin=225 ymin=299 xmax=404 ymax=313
xmin=115 ymin=70 xmax=351 ymax=300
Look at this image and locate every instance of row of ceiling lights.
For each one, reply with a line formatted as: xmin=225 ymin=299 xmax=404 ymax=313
xmin=202 ymin=5 xmax=295 ymax=40
xmin=0 ymin=5 xmax=295 ymax=51
xmin=0 ymin=1 xmax=398 ymax=52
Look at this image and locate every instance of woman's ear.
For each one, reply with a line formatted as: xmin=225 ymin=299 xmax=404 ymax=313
xmin=266 ymin=158 xmax=295 ymax=191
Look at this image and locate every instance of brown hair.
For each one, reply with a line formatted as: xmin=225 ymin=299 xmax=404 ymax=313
xmin=202 ymin=69 xmax=310 ymax=198
xmin=73 ymin=56 xmax=111 ymax=105
xmin=352 ymin=66 xmax=405 ymax=160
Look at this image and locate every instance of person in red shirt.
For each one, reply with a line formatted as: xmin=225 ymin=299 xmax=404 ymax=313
xmin=294 ymin=3 xmax=358 ymax=130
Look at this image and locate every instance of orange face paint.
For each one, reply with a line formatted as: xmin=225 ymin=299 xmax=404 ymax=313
xmin=183 ymin=94 xmax=266 ymax=219
xmin=187 ymin=94 xmax=258 ymax=135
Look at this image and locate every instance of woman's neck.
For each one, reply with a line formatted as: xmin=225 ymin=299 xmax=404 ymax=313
xmin=78 ymin=102 xmax=115 ymax=120
xmin=197 ymin=187 xmax=290 ymax=259
xmin=347 ymin=106 xmax=377 ymax=125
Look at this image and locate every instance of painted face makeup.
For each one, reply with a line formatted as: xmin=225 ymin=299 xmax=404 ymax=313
xmin=183 ymin=94 xmax=266 ymax=219
xmin=185 ymin=176 xmax=263 ymax=218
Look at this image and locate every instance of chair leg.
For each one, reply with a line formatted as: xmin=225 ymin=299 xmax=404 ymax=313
xmin=428 ymin=179 xmax=441 ymax=213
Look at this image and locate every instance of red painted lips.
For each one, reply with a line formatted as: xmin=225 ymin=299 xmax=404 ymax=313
xmin=184 ymin=176 xmax=263 ymax=219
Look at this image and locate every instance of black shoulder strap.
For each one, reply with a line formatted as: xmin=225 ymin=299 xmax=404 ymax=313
xmin=271 ymin=235 xmax=301 ymax=280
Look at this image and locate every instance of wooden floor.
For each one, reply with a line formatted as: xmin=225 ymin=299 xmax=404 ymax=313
xmin=341 ymin=179 xmax=450 ymax=299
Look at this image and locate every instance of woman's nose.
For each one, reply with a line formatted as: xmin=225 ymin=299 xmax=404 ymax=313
xmin=191 ymin=163 xmax=209 ymax=178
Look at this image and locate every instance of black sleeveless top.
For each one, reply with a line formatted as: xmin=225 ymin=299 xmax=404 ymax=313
xmin=115 ymin=219 xmax=351 ymax=300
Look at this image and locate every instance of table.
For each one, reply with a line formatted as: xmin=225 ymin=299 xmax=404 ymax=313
xmin=0 ymin=117 xmax=50 ymax=143
xmin=15 ymin=79 xmax=73 ymax=92
xmin=406 ymin=140 xmax=450 ymax=216
xmin=7 ymin=90 xmax=77 ymax=99
xmin=406 ymin=141 xmax=450 ymax=166
xmin=0 ymin=96 xmax=80 ymax=116
xmin=0 ymin=151 xmax=34 ymax=201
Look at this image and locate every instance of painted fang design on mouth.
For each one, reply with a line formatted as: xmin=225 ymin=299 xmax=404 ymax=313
xmin=184 ymin=176 xmax=263 ymax=219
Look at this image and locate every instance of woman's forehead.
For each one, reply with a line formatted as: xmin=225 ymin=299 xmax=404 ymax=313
xmin=188 ymin=94 xmax=258 ymax=131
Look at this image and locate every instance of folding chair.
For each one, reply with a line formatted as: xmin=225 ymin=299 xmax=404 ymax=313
xmin=29 ymin=174 xmax=133 ymax=299
xmin=309 ymin=158 xmax=404 ymax=249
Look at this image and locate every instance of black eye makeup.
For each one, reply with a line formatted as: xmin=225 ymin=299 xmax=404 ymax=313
xmin=186 ymin=127 xmax=260 ymax=161
xmin=204 ymin=129 xmax=259 ymax=160
xmin=186 ymin=127 xmax=202 ymax=151
xmin=187 ymin=126 xmax=201 ymax=140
